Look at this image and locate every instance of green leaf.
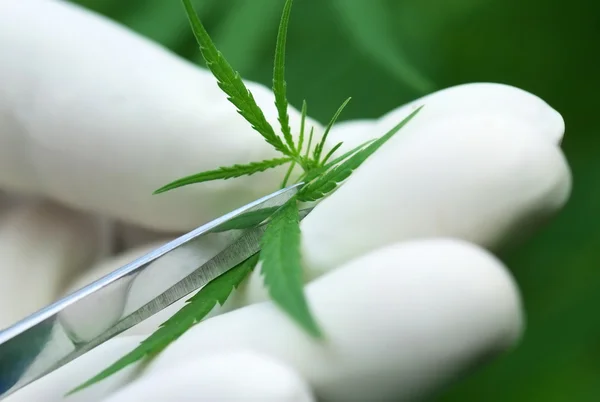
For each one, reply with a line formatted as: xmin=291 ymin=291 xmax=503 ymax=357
xmin=154 ymin=157 xmax=292 ymax=194
xmin=302 ymin=138 xmax=376 ymax=183
xmin=181 ymin=0 xmax=291 ymax=156
xmin=260 ymin=199 xmax=322 ymax=338
xmin=321 ymin=141 xmax=344 ymax=165
xmin=321 ymin=138 xmax=376 ymax=170
xmin=298 ymin=106 xmax=423 ymax=202
xmin=281 ymin=161 xmax=297 ymax=188
xmin=297 ymin=100 xmax=308 ymax=155
xmin=210 ymin=207 xmax=279 ymax=232
xmin=68 ymin=254 xmax=259 ymax=394
xmin=273 ymin=0 xmax=296 ymax=153
xmin=329 ymin=0 xmax=435 ymax=95
xmin=305 ymin=126 xmax=315 ymax=159
xmin=313 ymin=97 xmax=352 ymax=162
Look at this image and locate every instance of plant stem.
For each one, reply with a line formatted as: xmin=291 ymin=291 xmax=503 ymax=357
xmin=281 ymin=162 xmax=297 ymax=188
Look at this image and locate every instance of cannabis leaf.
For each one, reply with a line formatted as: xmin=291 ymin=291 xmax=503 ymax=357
xmin=154 ymin=157 xmax=292 ymax=194
xmin=297 ymin=100 xmax=308 ymax=155
xmin=321 ymin=141 xmax=344 ymax=165
xmin=281 ymin=161 xmax=297 ymax=188
xmin=182 ymin=0 xmax=291 ymax=156
xmin=298 ymin=106 xmax=423 ymax=201
xmin=305 ymin=126 xmax=315 ymax=159
xmin=259 ymin=199 xmax=322 ymax=337
xmin=313 ymin=97 xmax=352 ymax=163
xmin=210 ymin=207 xmax=279 ymax=232
xmin=69 ymin=254 xmax=259 ymax=395
xmin=273 ymin=0 xmax=295 ymax=153
xmin=299 ymin=138 xmax=377 ymax=184
xmin=75 ymin=0 xmax=424 ymax=392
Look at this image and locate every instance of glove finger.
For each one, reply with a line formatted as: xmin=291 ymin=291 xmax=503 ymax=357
xmin=111 ymin=222 xmax=180 ymax=253
xmin=302 ymin=84 xmax=571 ymax=275
xmin=0 ymin=0 xmax=317 ymax=233
xmin=0 ymin=200 xmax=109 ymax=329
xmin=325 ymin=82 xmax=564 ymax=156
xmin=236 ymin=83 xmax=571 ymax=306
xmin=370 ymin=82 xmax=564 ymax=146
xmin=4 ymin=336 xmax=147 ymax=402
xmin=146 ymin=238 xmax=523 ymax=402
xmin=5 ymin=338 xmax=313 ymax=401
xmin=101 ymin=351 xmax=314 ymax=402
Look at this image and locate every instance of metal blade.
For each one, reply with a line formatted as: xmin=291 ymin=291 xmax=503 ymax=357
xmin=0 ymin=184 xmax=306 ymax=398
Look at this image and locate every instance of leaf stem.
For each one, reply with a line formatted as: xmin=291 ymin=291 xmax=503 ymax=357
xmin=313 ymin=97 xmax=351 ymax=163
xmin=281 ymin=161 xmax=296 ymax=188
xmin=321 ymin=141 xmax=343 ymax=165
xmin=273 ymin=0 xmax=296 ymax=154
xmin=305 ymin=127 xmax=315 ymax=159
xmin=297 ymin=100 xmax=308 ymax=156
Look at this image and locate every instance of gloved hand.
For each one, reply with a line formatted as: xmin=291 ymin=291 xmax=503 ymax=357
xmin=0 ymin=0 xmax=572 ymax=401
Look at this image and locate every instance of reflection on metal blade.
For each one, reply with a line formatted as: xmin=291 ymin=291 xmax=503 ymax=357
xmin=0 ymin=184 xmax=307 ymax=399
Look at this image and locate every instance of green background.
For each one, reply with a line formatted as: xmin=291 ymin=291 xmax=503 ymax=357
xmin=69 ymin=0 xmax=600 ymax=400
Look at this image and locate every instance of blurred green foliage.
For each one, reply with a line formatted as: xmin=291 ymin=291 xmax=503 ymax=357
xmin=69 ymin=0 xmax=600 ymax=400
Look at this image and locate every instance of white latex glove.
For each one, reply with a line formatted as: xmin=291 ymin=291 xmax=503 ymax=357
xmin=0 ymin=0 xmax=572 ymax=401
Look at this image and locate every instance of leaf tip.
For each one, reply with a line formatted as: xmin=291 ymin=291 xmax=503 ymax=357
xmin=65 ymin=380 xmax=91 ymax=397
xmin=305 ymin=320 xmax=325 ymax=339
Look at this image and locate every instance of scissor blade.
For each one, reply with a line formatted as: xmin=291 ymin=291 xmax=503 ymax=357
xmin=0 ymin=184 xmax=305 ymax=399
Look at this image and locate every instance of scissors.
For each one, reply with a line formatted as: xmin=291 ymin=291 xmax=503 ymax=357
xmin=0 ymin=183 xmax=307 ymax=399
